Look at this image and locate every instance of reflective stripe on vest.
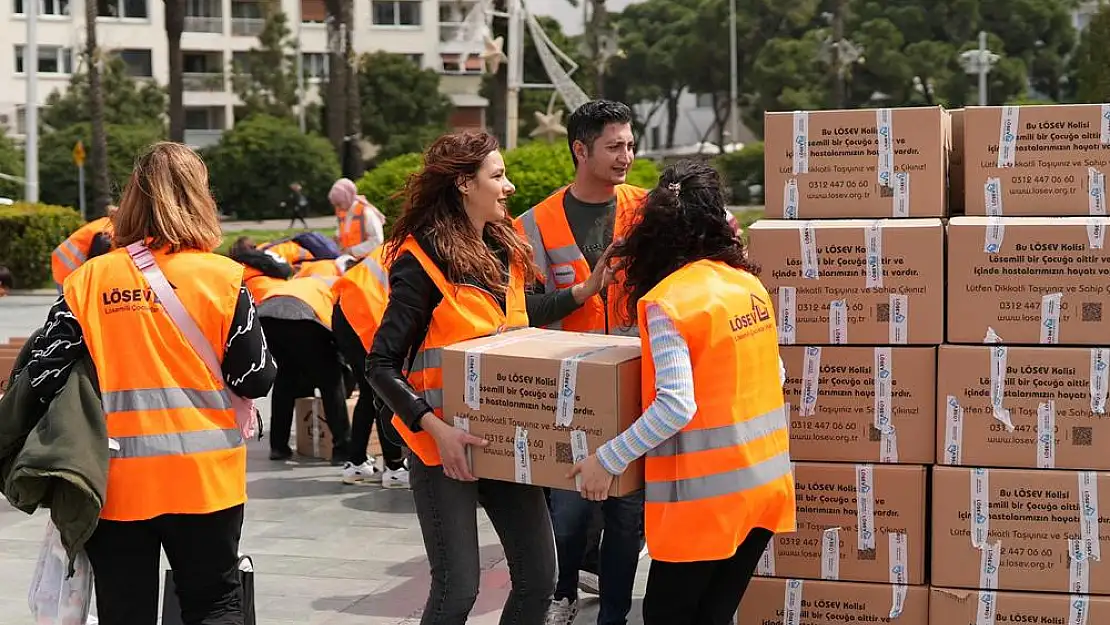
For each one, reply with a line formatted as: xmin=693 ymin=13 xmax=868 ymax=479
xmin=52 ymin=217 xmax=111 ymax=285
xmin=113 ymin=428 xmax=243 ymax=459
xmin=639 ymin=259 xmax=795 ymax=563
xmin=103 ymin=387 xmax=231 ymax=413
xmin=53 ymin=239 xmax=85 ymax=270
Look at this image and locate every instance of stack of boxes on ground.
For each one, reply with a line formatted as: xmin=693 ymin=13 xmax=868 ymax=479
xmin=934 ymin=103 xmax=1110 ymax=620
xmin=0 ymin=336 xmax=29 ymax=397
xmin=740 ymin=106 xmax=949 ymax=625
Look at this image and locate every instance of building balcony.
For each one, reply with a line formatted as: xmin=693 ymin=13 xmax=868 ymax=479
xmin=231 ymin=16 xmax=265 ymax=36
xmin=184 ymin=16 xmax=223 ymax=33
xmin=183 ymin=72 xmax=225 ymax=91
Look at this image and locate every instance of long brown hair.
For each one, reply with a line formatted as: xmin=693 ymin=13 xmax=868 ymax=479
xmin=385 ymin=131 xmax=538 ymax=293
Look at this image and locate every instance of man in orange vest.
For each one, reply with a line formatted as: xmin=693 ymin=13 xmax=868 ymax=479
xmin=51 ymin=205 xmax=117 ymax=291
xmin=513 ymin=99 xmax=647 ymax=625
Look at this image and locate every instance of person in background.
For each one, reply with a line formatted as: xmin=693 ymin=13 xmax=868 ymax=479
xmin=569 ymin=160 xmax=794 ymax=625
xmin=22 ymin=142 xmax=277 ymax=625
xmin=331 ymin=249 xmax=408 ymax=488
xmin=256 ymin=274 xmax=351 ymax=464
xmin=51 ymin=204 xmax=118 ymax=291
xmin=282 ymin=182 xmax=310 ymax=229
xmin=330 ymin=178 xmax=387 ymax=258
xmin=227 ymin=236 xmax=294 ymax=303
xmin=0 ymin=266 xmax=12 ymax=296
xmin=367 ymin=131 xmax=611 ymax=625
xmin=514 ymin=99 xmax=647 ymax=625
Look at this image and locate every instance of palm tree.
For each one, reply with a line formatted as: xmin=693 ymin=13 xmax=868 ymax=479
xmin=84 ymin=0 xmax=111 ymax=215
xmin=165 ymin=0 xmax=186 ymax=142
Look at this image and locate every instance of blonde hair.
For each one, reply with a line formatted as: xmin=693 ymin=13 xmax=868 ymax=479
xmin=112 ymin=142 xmax=222 ymax=253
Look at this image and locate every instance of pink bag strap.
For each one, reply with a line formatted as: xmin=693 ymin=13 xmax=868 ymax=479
xmin=125 ymin=242 xmax=224 ymax=380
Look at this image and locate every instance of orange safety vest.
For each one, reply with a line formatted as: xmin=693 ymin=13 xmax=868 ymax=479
xmin=513 ymin=184 xmax=646 ymax=336
xmin=52 ymin=216 xmax=113 ymax=287
xmin=389 ymin=236 xmax=528 ymax=466
xmin=63 ymin=247 xmax=246 ymax=522
xmin=295 ymin=258 xmax=342 ymax=280
xmin=258 ymin=275 xmax=338 ymax=329
xmin=333 ymin=246 xmax=390 ymax=351
xmin=337 ymin=199 xmax=369 ymax=250
xmin=260 ymin=240 xmax=313 ymax=267
xmin=241 ymin=266 xmax=288 ymax=303
xmin=638 ymin=259 xmax=796 ymax=563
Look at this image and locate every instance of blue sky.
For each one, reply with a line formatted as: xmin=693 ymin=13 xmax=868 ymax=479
xmin=530 ymin=0 xmax=639 ymax=36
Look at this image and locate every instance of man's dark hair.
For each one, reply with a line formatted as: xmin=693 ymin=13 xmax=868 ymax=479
xmin=566 ymin=99 xmax=633 ymax=167
xmin=0 ymin=266 xmax=12 ymax=291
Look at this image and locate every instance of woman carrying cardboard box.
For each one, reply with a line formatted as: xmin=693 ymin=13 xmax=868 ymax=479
xmin=569 ymin=160 xmax=796 ymax=625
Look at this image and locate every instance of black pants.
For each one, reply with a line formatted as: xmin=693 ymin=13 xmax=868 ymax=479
xmin=262 ymin=318 xmax=350 ymax=459
xmin=84 ymin=504 xmax=245 ymax=625
xmin=642 ymin=528 xmax=773 ymax=625
xmin=332 ymin=305 xmax=403 ymax=467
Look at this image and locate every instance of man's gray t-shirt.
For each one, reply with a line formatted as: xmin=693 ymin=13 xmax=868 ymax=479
xmin=563 ymin=189 xmax=617 ymax=269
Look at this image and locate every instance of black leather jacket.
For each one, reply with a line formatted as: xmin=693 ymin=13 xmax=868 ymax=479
xmin=367 ymin=232 xmax=580 ymax=432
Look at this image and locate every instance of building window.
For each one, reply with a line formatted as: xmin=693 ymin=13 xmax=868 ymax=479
xmin=371 ymin=0 xmax=420 ymax=26
xmin=98 ymin=0 xmax=148 ymax=19
xmin=118 ymin=48 xmax=153 ymax=77
xmin=14 ymin=45 xmax=74 ymax=74
xmin=302 ymin=53 xmax=328 ymax=80
xmin=405 ymin=53 xmax=422 ymax=68
xmin=13 ymin=0 xmax=71 ymax=16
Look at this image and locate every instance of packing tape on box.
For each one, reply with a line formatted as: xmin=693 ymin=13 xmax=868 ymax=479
xmin=855 ymin=464 xmax=876 ymax=551
xmin=453 ymin=416 xmax=473 ymax=472
xmin=463 ymin=333 xmax=535 ymax=410
xmin=1088 ymin=218 xmax=1107 ymax=250
xmin=1078 ymin=471 xmax=1101 ymax=561
xmin=1037 ymin=400 xmax=1056 ymax=469
xmin=778 ymin=287 xmax=797 ymax=345
xmin=997 ymin=105 xmax=1019 ymax=168
xmin=1071 ymin=595 xmax=1091 ymax=625
xmin=555 ymin=346 xmax=619 ymax=427
xmin=570 ymin=429 xmax=589 ymax=491
xmin=800 ymin=346 xmax=822 ymax=416
xmin=820 ymin=527 xmax=840 ymax=580
xmin=828 ymin=300 xmax=848 ymax=344
xmin=864 ymin=221 xmax=884 ymax=289
xmin=979 ymin=539 xmax=1001 ymax=590
xmin=1091 ymin=348 xmax=1109 ymax=415
xmin=971 ymin=468 xmax=991 ymax=549
xmin=879 ymin=426 xmax=898 ymax=464
xmin=985 ymin=177 xmax=1005 ymax=217
xmin=783 ymin=579 xmax=804 ymax=625
xmin=888 ymin=532 xmax=908 ymax=619
xmin=888 ymin=293 xmax=908 ymax=345
xmin=799 ymin=222 xmax=819 ymax=279
xmin=784 ymin=179 xmax=800 ymax=219
xmin=976 ymin=590 xmax=998 ymax=625
xmin=1040 ymin=293 xmax=1063 ymax=345
xmin=1069 ymin=539 xmax=1090 ymax=594
xmin=943 ymin=395 xmax=964 ymax=466
xmin=876 ymin=108 xmax=894 ymax=188
xmin=792 ymin=111 xmax=809 ymax=175
xmin=873 ymin=347 xmax=899 ymax=463
xmin=989 ymin=345 xmax=1015 ymax=431
xmin=984 ymin=216 xmax=1006 ymax=256
xmin=1089 ymin=167 xmax=1107 ymax=216
xmin=1102 ymin=104 xmax=1110 ymax=145
xmin=756 ymin=540 xmax=776 ymax=576
xmin=893 ymin=172 xmax=910 ymax=218
xmin=984 ymin=327 xmax=1003 ymax=344
xmin=513 ymin=426 xmax=532 ymax=484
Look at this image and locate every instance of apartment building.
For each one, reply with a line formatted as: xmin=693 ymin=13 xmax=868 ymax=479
xmin=1 ymin=0 xmax=488 ymax=147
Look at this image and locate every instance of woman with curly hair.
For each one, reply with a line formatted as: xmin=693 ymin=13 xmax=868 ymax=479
xmin=367 ymin=131 xmax=610 ymax=624
xmin=568 ymin=160 xmax=795 ymax=625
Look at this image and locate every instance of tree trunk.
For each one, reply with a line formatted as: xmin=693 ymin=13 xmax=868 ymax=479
xmin=589 ymin=0 xmax=607 ymax=98
xmin=324 ymin=0 xmax=346 ymax=158
xmin=342 ymin=0 xmax=362 ymax=179
xmin=665 ymin=92 xmax=680 ymax=149
xmin=85 ymin=0 xmax=111 ymax=216
xmin=165 ymin=0 xmax=186 ymax=142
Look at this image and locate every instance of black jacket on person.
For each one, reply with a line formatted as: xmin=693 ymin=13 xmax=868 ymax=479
xmin=367 ymin=231 xmax=580 ymax=433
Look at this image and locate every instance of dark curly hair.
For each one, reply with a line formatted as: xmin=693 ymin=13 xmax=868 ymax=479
xmin=611 ymin=159 xmax=759 ymax=327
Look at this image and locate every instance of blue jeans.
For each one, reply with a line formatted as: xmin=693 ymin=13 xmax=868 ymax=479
xmin=550 ymin=488 xmax=645 ymax=625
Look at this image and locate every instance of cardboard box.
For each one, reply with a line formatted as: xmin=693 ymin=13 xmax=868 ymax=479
xmin=737 ymin=578 xmax=928 ymax=625
xmin=963 ymin=104 xmax=1110 ymax=216
xmin=949 ymin=108 xmax=965 ymax=215
xmin=293 ymin=395 xmax=366 ymax=461
xmin=937 ymin=345 xmax=1110 ymax=470
xmin=929 ymin=587 xmax=1110 ymax=625
xmin=760 ymin=462 xmax=927 ymax=584
xmin=764 ymin=106 xmax=949 ymax=219
xmin=947 ymin=216 xmax=1110 ymax=344
xmin=748 ymin=219 xmax=945 ymax=345
xmin=931 ymin=466 xmax=1110 ymax=593
xmin=782 ymin=346 xmax=936 ymax=464
xmin=442 ymin=328 xmax=644 ymax=495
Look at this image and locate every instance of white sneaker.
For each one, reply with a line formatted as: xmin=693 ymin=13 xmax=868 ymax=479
xmin=577 ymin=570 xmax=599 ymax=595
xmin=342 ymin=461 xmax=381 ymax=485
xmin=544 ymin=598 xmax=578 ymax=625
xmin=382 ymin=466 xmax=411 ymax=489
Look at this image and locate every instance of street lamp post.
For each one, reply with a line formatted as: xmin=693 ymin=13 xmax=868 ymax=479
xmin=24 ymin=0 xmax=39 ymax=202
xmin=728 ymin=0 xmax=738 ymax=144
xmin=959 ymin=31 xmax=999 ymax=106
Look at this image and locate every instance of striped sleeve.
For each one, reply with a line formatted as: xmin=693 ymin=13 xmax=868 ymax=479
xmin=596 ymin=302 xmax=697 ymax=476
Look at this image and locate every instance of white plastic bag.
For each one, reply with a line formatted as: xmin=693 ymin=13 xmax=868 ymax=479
xmin=27 ymin=520 xmax=93 ymax=625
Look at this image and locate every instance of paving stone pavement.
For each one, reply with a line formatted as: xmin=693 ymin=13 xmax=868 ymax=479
xmin=0 ymin=294 xmax=650 ymax=624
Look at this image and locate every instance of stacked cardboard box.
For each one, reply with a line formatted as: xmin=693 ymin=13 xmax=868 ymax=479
xmin=739 ymin=107 xmax=950 ymax=625
xmin=932 ymin=103 xmax=1110 ymax=622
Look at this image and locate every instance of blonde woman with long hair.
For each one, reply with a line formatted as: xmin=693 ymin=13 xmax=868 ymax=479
xmin=24 ymin=142 xmax=277 ymax=625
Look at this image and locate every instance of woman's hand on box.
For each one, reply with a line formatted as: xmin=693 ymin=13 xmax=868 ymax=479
xmin=422 ymin=414 xmax=487 ymax=481
xmin=568 ymin=454 xmax=615 ymax=501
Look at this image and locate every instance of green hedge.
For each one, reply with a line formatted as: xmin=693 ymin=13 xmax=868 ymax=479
xmin=356 ymin=142 xmax=661 ymax=228
xmin=0 ymin=202 xmax=84 ymax=288
xmin=713 ymin=141 xmax=764 ymax=205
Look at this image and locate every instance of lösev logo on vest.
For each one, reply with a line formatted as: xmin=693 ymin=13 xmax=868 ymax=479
xmin=729 ymin=294 xmax=774 ymax=337
xmin=100 ymin=281 xmax=178 ymax=315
